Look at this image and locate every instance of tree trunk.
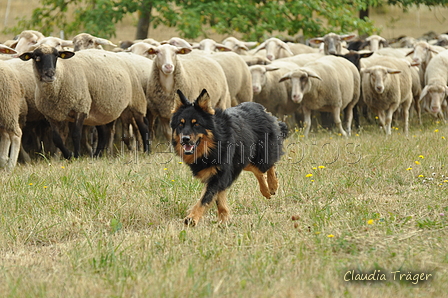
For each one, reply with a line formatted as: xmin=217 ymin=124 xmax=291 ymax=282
xmin=359 ymin=8 xmax=369 ymax=20
xmin=135 ymin=1 xmax=153 ymax=40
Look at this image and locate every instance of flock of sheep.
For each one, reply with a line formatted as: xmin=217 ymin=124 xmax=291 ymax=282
xmin=1 ymin=30 xmax=448 ymax=171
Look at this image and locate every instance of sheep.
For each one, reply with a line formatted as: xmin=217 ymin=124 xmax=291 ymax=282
xmin=192 ymin=38 xmax=232 ymax=54
xmin=435 ymin=34 xmax=448 ymax=47
xmin=405 ymin=41 xmax=444 ymax=88
xmin=360 ymin=56 xmax=413 ymax=135
xmin=221 ymin=37 xmax=257 ymax=55
xmin=10 ymin=30 xmax=45 ymax=54
xmin=144 ymin=44 xmax=231 ymax=140
xmin=0 ymin=47 xmax=27 ymax=170
xmin=279 ymin=55 xmax=360 ymax=137
xmin=72 ymin=33 xmax=116 ymax=51
xmin=249 ymin=61 xmax=302 ymax=121
xmin=364 ymin=35 xmax=389 ymax=52
xmin=126 ymin=42 xmax=156 ymax=58
xmin=253 ymin=37 xmax=316 ymax=61
xmin=19 ymin=45 xmax=150 ymax=159
xmin=308 ymin=32 xmax=356 ymax=55
xmin=420 ymin=49 xmax=448 ymax=120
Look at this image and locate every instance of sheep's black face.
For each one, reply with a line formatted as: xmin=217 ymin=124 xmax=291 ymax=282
xmin=19 ymin=45 xmax=75 ymax=83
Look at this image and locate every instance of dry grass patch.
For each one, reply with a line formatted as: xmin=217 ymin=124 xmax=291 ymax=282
xmin=0 ymin=119 xmax=448 ymax=297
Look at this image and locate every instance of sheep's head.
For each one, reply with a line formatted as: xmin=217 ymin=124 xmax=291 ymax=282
xmin=72 ymin=33 xmax=116 ymax=51
xmin=249 ymin=65 xmax=279 ymax=95
xmin=279 ymin=68 xmax=322 ymax=103
xmin=309 ymin=33 xmax=356 ymax=55
xmin=420 ymin=84 xmax=448 ymax=116
xmin=19 ymin=44 xmax=75 ymax=83
xmin=148 ymin=44 xmax=192 ymax=75
xmin=362 ymin=66 xmax=401 ymax=94
xmin=405 ymin=41 xmax=439 ymax=65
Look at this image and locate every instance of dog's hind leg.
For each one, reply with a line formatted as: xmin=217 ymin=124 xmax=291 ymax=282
xmin=266 ymin=166 xmax=279 ymax=196
xmin=216 ymin=190 xmax=230 ymax=224
xmin=244 ymin=164 xmax=271 ymax=199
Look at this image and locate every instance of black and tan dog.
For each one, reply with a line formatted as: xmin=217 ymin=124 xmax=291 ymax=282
xmin=171 ymin=89 xmax=288 ymax=226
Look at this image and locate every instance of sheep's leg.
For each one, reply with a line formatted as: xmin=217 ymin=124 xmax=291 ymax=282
xmin=402 ymin=97 xmax=413 ymax=136
xmin=0 ymin=130 xmax=11 ymax=168
xmin=343 ymin=104 xmax=355 ymax=136
xmin=244 ymin=163 xmax=271 ymax=199
xmin=72 ymin=113 xmax=87 ymax=158
xmin=49 ymin=120 xmax=72 ymax=159
xmin=303 ymin=107 xmax=312 ymax=137
xmin=332 ymin=106 xmax=347 ymax=137
xmin=385 ymin=107 xmax=397 ymax=136
xmin=94 ymin=121 xmax=115 ymax=157
xmin=414 ymin=97 xmax=422 ymax=126
xmin=160 ymin=117 xmax=171 ymax=141
xmin=215 ymin=190 xmax=230 ymax=224
xmin=133 ymin=113 xmax=151 ymax=153
xmin=376 ymin=110 xmax=387 ymax=134
xmin=7 ymin=129 xmax=22 ymax=171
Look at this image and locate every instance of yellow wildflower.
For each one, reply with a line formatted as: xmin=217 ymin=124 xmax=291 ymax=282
xmin=318 ymin=166 xmax=326 ymax=169
xmin=418 ymin=175 xmax=424 ymax=178
xmin=419 ymin=155 xmax=424 ymax=159
xmin=367 ymin=219 xmax=374 ymax=225
xmin=28 ymin=183 xmax=33 ymax=186
xmin=415 ymin=161 xmax=420 ymax=165
xmin=406 ymin=167 xmax=412 ymax=171
xmin=163 ymin=168 xmax=168 ymax=171
xmin=306 ymin=174 xmax=313 ymax=178
xmin=434 ymin=129 xmax=439 ymax=133
xmin=327 ymin=234 xmax=335 ymax=238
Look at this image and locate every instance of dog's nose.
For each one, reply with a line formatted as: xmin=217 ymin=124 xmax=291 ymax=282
xmin=182 ymin=135 xmax=190 ymax=143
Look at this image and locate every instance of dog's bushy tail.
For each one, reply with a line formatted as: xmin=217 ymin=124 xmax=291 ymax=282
xmin=279 ymin=121 xmax=289 ymax=139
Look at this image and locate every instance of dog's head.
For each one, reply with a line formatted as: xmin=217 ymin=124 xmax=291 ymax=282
xmin=171 ymin=89 xmax=216 ymax=162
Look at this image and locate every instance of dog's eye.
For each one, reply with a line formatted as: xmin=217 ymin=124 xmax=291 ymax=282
xmin=178 ymin=123 xmax=184 ymax=127
xmin=193 ymin=123 xmax=200 ymax=127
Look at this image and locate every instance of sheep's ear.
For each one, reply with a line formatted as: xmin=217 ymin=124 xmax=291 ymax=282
xmin=253 ymin=41 xmax=266 ymax=53
xmin=177 ymin=47 xmax=192 ymax=55
xmin=265 ymin=65 xmax=280 ymax=72
xmin=429 ymin=47 xmax=440 ymax=54
xmin=58 ymin=51 xmax=75 ymax=59
xmin=420 ymin=85 xmax=429 ymax=100
xmin=341 ymin=34 xmax=357 ymax=42
xmin=360 ymin=52 xmax=374 ymax=58
xmin=18 ymin=52 xmax=35 ymax=61
xmin=146 ymin=47 xmax=158 ymax=55
xmin=308 ymin=38 xmax=324 ymax=45
xmin=405 ymin=50 xmax=414 ymax=57
xmin=195 ymin=89 xmax=215 ymax=115
xmin=172 ymin=89 xmax=192 ymax=114
xmin=215 ymin=44 xmax=232 ymax=52
xmin=306 ymin=70 xmax=322 ymax=81
xmin=0 ymin=45 xmax=17 ymax=55
xmin=279 ymin=72 xmax=292 ymax=83
xmin=386 ymin=68 xmax=401 ymax=74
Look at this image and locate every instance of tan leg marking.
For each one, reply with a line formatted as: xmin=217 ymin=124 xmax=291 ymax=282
xmin=266 ymin=166 xmax=278 ymax=195
xmin=216 ymin=190 xmax=230 ymax=223
xmin=244 ymin=164 xmax=271 ymax=199
xmin=184 ymin=188 xmax=214 ymax=226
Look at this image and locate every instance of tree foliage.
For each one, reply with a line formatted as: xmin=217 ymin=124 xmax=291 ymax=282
xmin=3 ymin=0 xmax=447 ymax=41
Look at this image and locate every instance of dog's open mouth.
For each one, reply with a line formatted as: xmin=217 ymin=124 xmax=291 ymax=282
xmin=181 ymin=138 xmax=201 ymax=155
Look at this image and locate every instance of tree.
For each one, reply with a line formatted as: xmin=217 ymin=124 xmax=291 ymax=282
xmin=3 ymin=0 xmax=447 ymax=41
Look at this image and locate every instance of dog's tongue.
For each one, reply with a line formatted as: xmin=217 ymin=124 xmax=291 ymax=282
xmin=183 ymin=144 xmax=194 ymax=152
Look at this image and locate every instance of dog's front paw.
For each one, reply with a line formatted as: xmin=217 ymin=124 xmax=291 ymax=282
xmin=184 ymin=217 xmax=198 ymax=227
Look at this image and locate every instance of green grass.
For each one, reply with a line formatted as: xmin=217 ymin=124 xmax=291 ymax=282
xmin=1 ymin=119 xmax=448 ymax=297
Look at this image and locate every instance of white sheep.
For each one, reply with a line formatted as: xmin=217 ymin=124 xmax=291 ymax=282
xmin=10 ymin=30 xmax=45 ymax=54
xmin=253 ymin=37 xmax=316 ymax=61
xmin=364 ymin=35 xmax=389 ymax=52
xmin=405 ymin=41 xmax=444 ymax=88
xmin=279 ymin=55 xmax=360 ymax=137
xmin=145 ymin=44 xmax=231 ymax=140
xmin=0 ymin=47 xmax=27 ymax=170
xmin=360 ymin=56 xmax=413 ymax=135
xmin=19 ymin=45 xmax=150 ymax=158
xmin=420 ymin=49 xmax=448 ymax=120
xmin=192 ymin=38 xmax=232 ymax=54
xmin=308 ymin=32 xmax=356 ymax=55
xmin=72 ymin=33 xmax=116 ymax=51
xmin=249 ymin=61 xmax=301 ymax=120
xmin=221 ymin=37 xmax=257 ymax=55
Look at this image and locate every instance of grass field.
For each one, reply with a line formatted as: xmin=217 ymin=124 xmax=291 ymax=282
xmin=1 ymin=116 xmax=448 ymax=297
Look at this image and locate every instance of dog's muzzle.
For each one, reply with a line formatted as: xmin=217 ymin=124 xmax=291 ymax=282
xmin=181 ymin=135 xmax=200 ymax=155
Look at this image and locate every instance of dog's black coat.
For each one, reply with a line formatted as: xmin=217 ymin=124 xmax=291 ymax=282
xmin=171 ymin=89 xmax=288 ymax=223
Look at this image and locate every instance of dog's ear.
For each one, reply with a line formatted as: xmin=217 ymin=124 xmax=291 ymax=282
xmin=195 ymin=89 xmax=215 ymax=115
xmin=172 ymin=89 xmax=192 ymax=113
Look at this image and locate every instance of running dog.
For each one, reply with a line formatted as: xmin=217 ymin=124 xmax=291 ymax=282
xmin=171 ymin=89 xmax=288 ymax=226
